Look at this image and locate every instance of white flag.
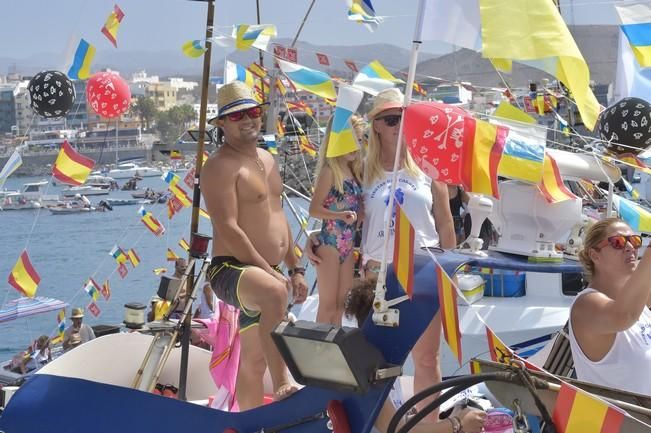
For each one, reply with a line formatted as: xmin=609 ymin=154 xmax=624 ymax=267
xmin=0 ymin=150 xmax=22 ymax=189
xmin=417 ymin=0 xmax=481 ymax=49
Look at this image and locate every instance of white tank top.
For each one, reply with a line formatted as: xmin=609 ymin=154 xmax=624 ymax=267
xmin=568 ymin=288 xmax=651 ymax=395
xmin=362 ymin=170 xmax=439 ymax=264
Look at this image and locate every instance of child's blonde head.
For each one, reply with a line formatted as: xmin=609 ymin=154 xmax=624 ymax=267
xmin=315 ymin=115 xmax=364 ymax=193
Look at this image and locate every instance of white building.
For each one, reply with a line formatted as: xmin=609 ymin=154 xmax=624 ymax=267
xmin=192 ymin=104 xmax=219 ymax=124
xmin=169 ymin=77 xmax=198 ymax=91
xmin=132 ymin=70 xmax=159 ymax=84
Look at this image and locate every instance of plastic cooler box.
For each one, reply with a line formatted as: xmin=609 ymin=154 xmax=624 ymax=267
xmin=468 ymin=267 xmax=526 ymax=297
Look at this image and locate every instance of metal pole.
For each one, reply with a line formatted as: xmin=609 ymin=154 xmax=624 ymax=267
xmin=178 ymin=0 xmax=215 ymax=401
xmin=256 ymin=0 xmax=265 ymax=100
xmin=291 ymin=0 xmax=317 ymax=48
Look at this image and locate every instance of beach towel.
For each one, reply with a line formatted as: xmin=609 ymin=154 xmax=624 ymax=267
xmin=193 ymin=300 xmax=241 ymax=411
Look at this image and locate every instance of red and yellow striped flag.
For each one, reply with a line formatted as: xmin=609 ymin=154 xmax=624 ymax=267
xmin=552 ymin=383 xmax=624 ymax=433
xmin=101 ymin=280 xmax=111 ymax=301
xmin=486 ymin=325 xmax=513 ymax=364
xmin=393 ymin=203 xmax=415 ymax=298
xmin=179 ymin=238 xmax=190 ymax=252
xmin=199 ymin=208 xmax=211 ymax=220
xmin=170 ymin=150 xmax=183 ymax=160
xmin=538 ymin=154 xmax=577 ymax=203
xmin=248 ymin=62 xmax=268 ymax=78
xmin=8 ymin=250 xmax=40 ymax=298
xmin=469 ymin=359 xmax=482 ymax=375
xmin=436 ymin=263 xmax=462 ymax=365
xmin=610 ymin=152 xmax=651 ymax=175
xmin=100 ymin=4 xmax=125 ymax=48
xmin=166 ymin=248 xmax=179 ymax=261
xmin=138 ymin=206 xmax=165 ymax=236
xmin=127 ymin=249 xmax=140 ymax=268
xmin=460 ymin=118 xmax=508 ymax=198
xmin=52 ymin=140 xmax=95 ymax=186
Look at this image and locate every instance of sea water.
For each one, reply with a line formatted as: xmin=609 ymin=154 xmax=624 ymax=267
xmin=0 ymin=175 xmax=315 ymax=358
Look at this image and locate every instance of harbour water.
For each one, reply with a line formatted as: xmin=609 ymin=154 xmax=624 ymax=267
xmin=0 ymin=174 xmax=314 ymax=358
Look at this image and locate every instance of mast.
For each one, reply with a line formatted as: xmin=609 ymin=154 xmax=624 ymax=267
xmin=178 ymin=0 xmax=215 ymax=401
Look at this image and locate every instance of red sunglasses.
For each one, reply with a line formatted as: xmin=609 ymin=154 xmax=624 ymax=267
xmin=222 ymin=106 xmax=263 ymax=122
xmin=597 ymin=234 xmax=642 ymax=250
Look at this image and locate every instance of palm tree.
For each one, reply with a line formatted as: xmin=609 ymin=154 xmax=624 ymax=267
xmin=132 ymin=96 xmax=158 ymax=130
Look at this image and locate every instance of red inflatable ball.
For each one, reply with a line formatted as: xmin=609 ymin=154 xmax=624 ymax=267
xmin=403 ymin=101 xmax=470 ymax=185
xmin=86 ymin=72 xmax=131 ymax=118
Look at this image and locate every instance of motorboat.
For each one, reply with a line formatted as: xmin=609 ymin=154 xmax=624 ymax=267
xmin=108 ymin=163 xmax=162 ymax=180
xmin=0 ymin=192 xmax=41 ymax=211
xmin=61 ymin=186 xmax=110 ymax=197
xmin=85 ymin=175 xmax=117 ymax=190
xmin=105 ymin=198 xmax=150 ymax=206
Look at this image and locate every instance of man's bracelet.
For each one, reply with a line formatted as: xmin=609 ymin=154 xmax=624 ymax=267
xmin=288 ymin=267 xmax=306 ymax=277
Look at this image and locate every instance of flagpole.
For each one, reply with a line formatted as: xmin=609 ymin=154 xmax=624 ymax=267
xmin=178 ymin=0 xmax=215 ymax=401
xmin=373 ymin=0 xmax=426 ymax=317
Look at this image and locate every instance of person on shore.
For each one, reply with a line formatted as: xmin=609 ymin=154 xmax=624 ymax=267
xmin=308 ymin=117 xmax=364 ymax=325
xmin=308 ymin=88 xmax=456 ymax=421
xmin=571 ymin=217 xmax=651 ymax=395
xmin=63 ymin=307 xmax=95 ymax=351
xmin=201 ymin=81 xmax=308 ymax=409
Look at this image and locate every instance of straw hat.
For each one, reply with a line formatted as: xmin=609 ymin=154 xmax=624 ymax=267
xmin=71 ymin=307 xmax=84 ymax=319
xmin=210 ymin=81 xmax=262 ymax=124
xmin=367 ymin=88 xmax=404 ymax=121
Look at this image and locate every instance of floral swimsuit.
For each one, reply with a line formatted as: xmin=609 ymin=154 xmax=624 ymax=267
xmin=317 ymin=177 xmax=363 ymax=263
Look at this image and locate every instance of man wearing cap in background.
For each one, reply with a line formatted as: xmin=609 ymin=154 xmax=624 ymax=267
xmin=63 ymin=307 xmax=96 ymax=351
xmin=201 ymin=81 xmax=308 ymax=409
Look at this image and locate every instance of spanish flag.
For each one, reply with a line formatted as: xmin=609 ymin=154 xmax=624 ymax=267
xmin=460 ymin=118 xmax=508 ymax=199
xmin=101 ymin=4 xmax=125 ymax=48
xmin=52 ymin=140 xmax=95 ymax=186
xmin=162 ymin=172 xmax=191 ymax=208
xmin=393 ymin=202 xmax=415 ymax=298
xmin=101 ymin=280 xmax=111 ymax=301
xmin=552 ymin=383 xmax=624 ymax=433
xmin=199 ymin=208 xmax=211 ymax=220
xmin=127 ymin=249 xmax=140 ymax=268
xmin=538 ymin=154 xmax=577 ymax=203
xmin=8 ymin=250 xmax=40 ymax=298
xmin=138 ymin=206 xmax=165 ymax=237
xmin=436 ymin=263 xmax=462 ymax=365
xmin=486 ymin=325 xmax=513 ymax=364
xmin=166 ymin=248 xmax=179 ymax=261
xmin=179 ymin=238 xmax=190 ymax=252
xmin=170 ymin=150 xmax=182 ymax=160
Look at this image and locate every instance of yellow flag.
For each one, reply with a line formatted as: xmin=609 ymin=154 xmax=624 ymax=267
xmin=479 ymin=0 xmax=600 ymax=130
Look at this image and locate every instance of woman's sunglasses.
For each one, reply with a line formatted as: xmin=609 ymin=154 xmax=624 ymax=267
xmin=375 ymin=114 xmax=402 ymax=127
xmin=222 ymin=106 xmax=263 ymax=122
xmin=597 ymin=234 xmax=643 ymax=250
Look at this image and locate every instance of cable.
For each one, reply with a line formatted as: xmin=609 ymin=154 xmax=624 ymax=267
xmin=387 ymin=372 xmax=509 ymax=433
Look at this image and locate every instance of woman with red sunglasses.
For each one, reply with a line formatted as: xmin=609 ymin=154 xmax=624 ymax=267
xmin=570 ymin=217 xmax=651 ymax=395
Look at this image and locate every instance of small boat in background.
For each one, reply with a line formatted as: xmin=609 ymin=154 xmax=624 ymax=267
xmin=105 ymin=198 xmax=150 ymax=206
xmin=61 ymin=186 xmax=110 ymax=198
xmin=108 ymin=163 xmax=162 ymax=180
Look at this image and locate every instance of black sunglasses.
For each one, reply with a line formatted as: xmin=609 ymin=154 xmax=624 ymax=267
xmin=375 ymin=114 xmax=402 ymax=127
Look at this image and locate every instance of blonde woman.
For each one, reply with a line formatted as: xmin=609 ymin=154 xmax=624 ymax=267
xmin=309 ymin=117 xmax=364 ymax=325
xmin=571 ymin=217 xmax=651 ymax=395
xmin=308 ymin=88 xmax=455 ymax=421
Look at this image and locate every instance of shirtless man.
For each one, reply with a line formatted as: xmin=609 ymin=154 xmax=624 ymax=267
xmin=201 ymin=81 xmax=308 ymax=410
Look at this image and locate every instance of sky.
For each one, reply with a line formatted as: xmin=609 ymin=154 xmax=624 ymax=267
xmin=0 ymin=0 xmax=620 ymax=60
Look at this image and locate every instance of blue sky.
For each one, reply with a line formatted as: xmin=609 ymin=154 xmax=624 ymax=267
xmin=1 ymin=0 xmax=619 ymax=59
